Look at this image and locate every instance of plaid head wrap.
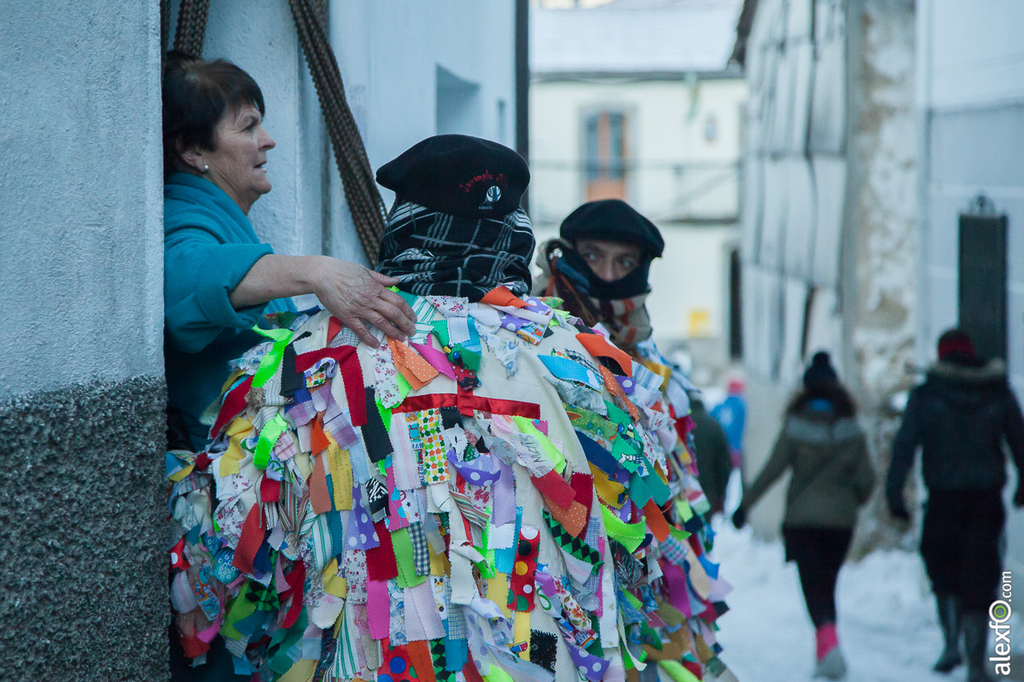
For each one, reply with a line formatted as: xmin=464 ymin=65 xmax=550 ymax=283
xmin=377 ymin=200 xmax=535 ymax=302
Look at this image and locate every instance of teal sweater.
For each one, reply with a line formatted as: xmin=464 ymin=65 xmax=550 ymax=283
xmin=164 ymin=173 xmax=295 ymax=450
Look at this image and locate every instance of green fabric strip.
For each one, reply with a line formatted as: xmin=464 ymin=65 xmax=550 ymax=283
xmin=251 ymin=326 xmax=293 ymax=388
xmin=512 ymin=416 xmax=566 ymax=474
xmin=600 ymin=505 xmax=646 ymax=553
xmin=255 ymin=414 xmax=289 ymax=470
xmin=269 ymin=608 xmax=309 ymax=674
xmin=391 ymin=527 xmax=426 ymax=587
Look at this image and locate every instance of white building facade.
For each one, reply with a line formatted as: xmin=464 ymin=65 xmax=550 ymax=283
xmin=916 ymin=0 xmax=1024 ymax=574
xmin=736 ymin=0 xmax=917 ymax=544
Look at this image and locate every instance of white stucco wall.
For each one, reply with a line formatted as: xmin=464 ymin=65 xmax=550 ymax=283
xmin=0 ymin=1 xmax=164 ymax=398
xmin=331 ymin=1 xmax=516 ymax=259
xmin=918 ymin=0 xmax=1024 ymax=391
xmin=925 ymin=0 xmax=1024 ymax=111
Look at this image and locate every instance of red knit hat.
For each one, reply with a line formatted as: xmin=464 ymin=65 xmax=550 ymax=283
xmin=937 ymin=329 xmax=975 ymax=361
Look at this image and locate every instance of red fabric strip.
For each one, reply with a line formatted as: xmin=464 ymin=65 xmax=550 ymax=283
xmin=393 ymin=393 xmax=459 ymax=413
xmin=280 ymin=561 xmax=306 ymax=629
xmin=463 ymin=395 xmax=541 ymax=419
xmin=327 ymin=316 xmax=343 ymax=345
xmin=210 ymin=375 xmax=253 ymax=439
xmin=393 ymin=392 xmax=542 ymax=420
xmin=342 ymin=352 xmax=367 ymax=427
xmin=531 ymin=471 xmax=576 ymax=510
xmin=179 ymin=635 xmax=211 ymax=659
xmin=260 ymin=477 xmax=281 ymax=504
xmin=570 ymin=472 xmax=594 ymax=534
xmin=463 ymin=656 xmax=486 ymax=682
xmin=457 ymin=382 xmax=476 ymax=418
xmin=687 ymin=532 xmax=705 ymax=559
xmin=366 ymin=520 xmax=399 ymax=581
xmin=232 ymin=505 xmax=264 ymax=576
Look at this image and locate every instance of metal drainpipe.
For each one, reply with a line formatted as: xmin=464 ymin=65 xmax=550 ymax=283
xmin=515 ymin=0 xmax=530 ymax=213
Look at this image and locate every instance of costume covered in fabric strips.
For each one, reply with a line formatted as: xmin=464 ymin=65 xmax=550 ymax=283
xmin=535 ymin=200 xmax=738 ymax=680
xmin=167 ymin=284 xmax=732 ymax=681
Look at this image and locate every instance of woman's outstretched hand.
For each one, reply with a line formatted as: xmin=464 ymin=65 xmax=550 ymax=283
xmin=314 ymin=258 xmax=416 ymax=348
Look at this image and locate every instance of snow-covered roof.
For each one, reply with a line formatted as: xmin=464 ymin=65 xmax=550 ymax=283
xmin=531 ymin=0 xmax=745 ymax=76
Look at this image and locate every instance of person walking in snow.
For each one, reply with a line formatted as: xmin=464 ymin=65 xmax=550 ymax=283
xmin=712 ymin=377 xmax=747 ymax=472
xmin=733 ymin=351 xmax=875 ymax=680
xmin=886 ymin=329 xmax=1024 ymax=682
xmin=689 ymin=392 xmax=733 ymax=516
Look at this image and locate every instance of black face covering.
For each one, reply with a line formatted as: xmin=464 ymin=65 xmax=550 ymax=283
xmin=559 ymin=246 xmax=652 ymax=300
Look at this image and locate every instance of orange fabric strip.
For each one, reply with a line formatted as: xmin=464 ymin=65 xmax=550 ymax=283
xmin=543 ymin=496 xmax=588 ymax=538
xmin=598 ymin=365 xmax=640 ymax=421
xmin=576 ymin=333 xmax=633 ymax=376
xmin=389 ymin=338 xmax=439 ymax=387
xmin=480 ymin=285 xmax=527 ymax=308
xmin=406 ymin=639 xmax=437 ymax=682
xmin=643 ymin=499 xmax=672 ymax=542
xmin=309 ymin=415 xmax=330 ymax=456
xmin=309 ymin=453 xmax=332 ymax=514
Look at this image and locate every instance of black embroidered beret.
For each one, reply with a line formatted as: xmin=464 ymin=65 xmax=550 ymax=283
xmin=376 ymin=134 xmax=530 ymax=220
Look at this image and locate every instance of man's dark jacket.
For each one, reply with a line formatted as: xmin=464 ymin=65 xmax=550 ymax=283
xmin=689 ymin=398 xmax=732 ymax=513
xmin=887 ymin=360 xmax=1024 ymax=505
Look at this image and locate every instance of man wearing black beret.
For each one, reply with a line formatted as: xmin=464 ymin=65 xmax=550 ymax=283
xmin=535 ymin=202 xmax=739 ymax=682
xmin=535 ymin=198 xmax=664 ymax=350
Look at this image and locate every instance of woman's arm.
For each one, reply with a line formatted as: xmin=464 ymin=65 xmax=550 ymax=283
xmin=853 ymin=436 xmax=877 ymax=505
xmin=739 ymin=428 xmax=793 ymax=512
xmin=228 ymin=254 xmax=416 ymax=347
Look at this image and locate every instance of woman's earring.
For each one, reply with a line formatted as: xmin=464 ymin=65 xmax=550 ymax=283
xmin=202 ymin=164 xmax=210 ymax=173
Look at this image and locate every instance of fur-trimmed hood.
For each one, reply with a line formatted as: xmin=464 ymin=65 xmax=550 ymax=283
xmin=927 ymin=358 xmax=1007 ymax=383
xmin=923 ymin=358 xmax=1009 ymax=410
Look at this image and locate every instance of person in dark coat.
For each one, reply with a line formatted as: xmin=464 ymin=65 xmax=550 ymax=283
xmin=689 ymin=393 xmax=733 ymax=515
xmin=733 ymin=352 xmax=875 ymax=680
xmin=887 ymin=329 xmax=1024 ymax=682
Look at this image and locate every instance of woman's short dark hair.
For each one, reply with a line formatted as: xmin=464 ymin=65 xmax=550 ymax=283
xmin=162 ymin=51 xmax=265 ymax=177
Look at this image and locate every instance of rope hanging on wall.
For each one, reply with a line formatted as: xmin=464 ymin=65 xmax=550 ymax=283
xmin=172 ymin=0 xmax=210 ymax=58
xmin=289 ymin=0 xmax=387 ymax=263
xmin=163 ymin=0 xmax=387 ymax=263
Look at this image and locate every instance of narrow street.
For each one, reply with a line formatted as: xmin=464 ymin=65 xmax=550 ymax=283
xmin=714 ymin=519 xmax=1023 ymax=682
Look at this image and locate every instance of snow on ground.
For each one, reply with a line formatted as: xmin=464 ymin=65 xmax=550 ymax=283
xmin=710 ymin=518 xmax=1017 ymax=682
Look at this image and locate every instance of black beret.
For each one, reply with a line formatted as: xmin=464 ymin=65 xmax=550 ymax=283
xmin=559 ymin=199 xmax=664 ymax=258
xmin=376 ymin=134 xmax=530 ymax=220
